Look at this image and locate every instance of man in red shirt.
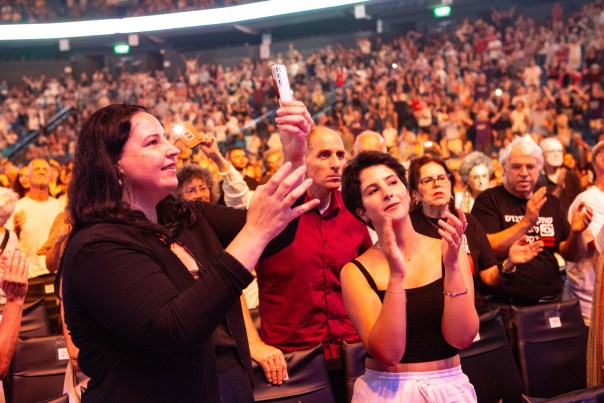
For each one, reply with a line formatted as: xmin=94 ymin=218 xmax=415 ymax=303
xmin=247 ymin=126 xmax=372 ymax=400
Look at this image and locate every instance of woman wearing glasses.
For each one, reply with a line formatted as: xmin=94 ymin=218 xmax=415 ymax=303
xmin=408 ymin=155 xmax=543 ymax=312
xmin=340 ymin=151 xmax=478 ymax=402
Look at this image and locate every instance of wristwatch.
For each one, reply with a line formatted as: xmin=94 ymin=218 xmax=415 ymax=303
xmin=498 ymin=259 xmax=517 ymax=279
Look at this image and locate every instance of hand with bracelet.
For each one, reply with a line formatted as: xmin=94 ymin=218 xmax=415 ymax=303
xmin=438 ymin=209 xmax=466 ymax=271
xmin=339 ymin=151 xmax=478 ymax=400
xmin=500 ymin=238 xmax=545 ymax=278
xmin=0 ymin=250 xmax=28 ymax=380
xmin=438 ymin=209 xmax=471 ymax=297
xmin=1 ymin=250 xmax=28 ymax=303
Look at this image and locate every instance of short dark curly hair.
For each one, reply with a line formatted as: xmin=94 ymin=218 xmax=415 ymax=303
xmin=175 ymin=164 xmax=214 ymax=200
xmin=342 ymin=151 xmax=407 ymax=229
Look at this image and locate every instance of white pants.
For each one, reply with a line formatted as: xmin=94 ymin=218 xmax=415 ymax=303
xmin=352 ymin=366 xmax=477 ymax=403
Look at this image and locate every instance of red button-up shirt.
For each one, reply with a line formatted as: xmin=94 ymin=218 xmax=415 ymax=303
xmin=257 ymin=191 xmax=372 ymax=358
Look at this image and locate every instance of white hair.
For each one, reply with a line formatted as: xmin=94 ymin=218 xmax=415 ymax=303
xmin=0 ymin=188 xmax=19 ymax=227
xmin=539 ymin=137 xmax=563 ymax=152
xmin=353 ymin=130 xmax=387 ymax=155
xmin=500 ymin=135 xmax=543 ymax=171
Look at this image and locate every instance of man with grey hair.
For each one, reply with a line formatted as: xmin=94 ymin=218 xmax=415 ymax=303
xmin=6 ymin=158 xmax=62 ymax=278
xmin=564 ymin=141 xmax=604 ymax=325
xmin=472 ymin=136 xmax=592 ymax=307
xmin=353 ymin=130 xmax=386 ymax=155
xmin=538 ymin=137 xmax=583 ymax=214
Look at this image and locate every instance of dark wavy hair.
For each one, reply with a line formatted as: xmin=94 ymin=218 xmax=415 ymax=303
xmin=342 ymin=151 xmax=407 ymax=229
xmin=407 ymin=155 xmax=456 ymax=212
xmin=67 ymin=104 xmax=193 ymax=241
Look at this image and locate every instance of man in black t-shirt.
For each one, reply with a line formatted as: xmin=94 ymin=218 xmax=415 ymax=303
xmin=472 ymin=136 xmax=592 ymax=305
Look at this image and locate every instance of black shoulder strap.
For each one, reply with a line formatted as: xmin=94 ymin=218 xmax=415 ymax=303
xmin=350 ymin=259 xmax=380 ymax=295
xmin=0 ymin=230 xmax=9 ymax=254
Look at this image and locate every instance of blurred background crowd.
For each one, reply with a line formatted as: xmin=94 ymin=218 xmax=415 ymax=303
xmin=0 ymin=0 xmax=603 ymax=207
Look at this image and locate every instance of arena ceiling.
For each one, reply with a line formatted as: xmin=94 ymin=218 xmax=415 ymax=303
xmin=0 ymin=0 xmax=572 ymax=60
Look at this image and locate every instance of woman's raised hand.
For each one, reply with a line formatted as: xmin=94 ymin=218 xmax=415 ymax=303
xmin=380 ymin=217 xmax=406 ymax=279
xmin=1 ymin=250 xmax=28 ymax=303
xmin=245 ymin=162 xmax=319 ymax=242
xmin=438 ymin=209 xmax=467 ymax=268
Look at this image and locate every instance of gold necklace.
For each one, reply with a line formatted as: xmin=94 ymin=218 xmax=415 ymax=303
xmin=424 ymin=214 xmax=443 ymax=232
xmin=375 ymin=239 xmax=420 ymax=262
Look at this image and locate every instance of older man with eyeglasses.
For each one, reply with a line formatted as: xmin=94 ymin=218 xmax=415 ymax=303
xmin=472 ymin=136 xmax=592 ymax=310
xmin=537 ymin=137 xmax=583 ymax=215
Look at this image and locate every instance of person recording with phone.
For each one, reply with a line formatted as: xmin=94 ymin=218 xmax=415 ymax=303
xmin=248 ymin=125 xmax=372 ymax=402
xmin=60 ymin=101 xmax=318 ymax=402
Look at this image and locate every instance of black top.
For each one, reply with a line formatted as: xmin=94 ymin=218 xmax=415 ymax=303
xmin=410 ymin=209 xmax=496 ymax=312
xmin=471 ymin=185 xmax=569 ymax=300
xmin=350 ymin=260 xmax=457 ymax=363
xmin=537 ymin=170 xmax=583 ymax=216
xmin=61 ymin=201 xmax=295 ymax=402
xmin=410 ymin=209 xmax=497 ymax=276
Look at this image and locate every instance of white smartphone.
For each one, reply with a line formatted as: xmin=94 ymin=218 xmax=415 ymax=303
xmin=271 ymin=64 xmax=293 ymax=106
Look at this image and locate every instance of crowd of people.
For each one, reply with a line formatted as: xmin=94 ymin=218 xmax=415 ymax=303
xmin=0 ymin=0 xmax=256 ymax=23
xmin=0 ymin=0 xmax=604 ymax=402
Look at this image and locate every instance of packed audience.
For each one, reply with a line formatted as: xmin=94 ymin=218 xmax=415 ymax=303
xmin=1 ymin=0 xmax=604 ymax=400
xmin=0 ymin=1 xmax=603 ymax=194
xmin=0 ymin=0 xmax=258 ymax=23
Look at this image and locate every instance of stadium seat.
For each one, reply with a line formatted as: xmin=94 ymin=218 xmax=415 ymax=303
xmin=252 ymin=344 xmax=335 ymax=402
xmin=5 ymin=335 xmax=69 ymax=403
xmin=460 ymin=307 xmax=523 ymax=403
xmin=39 ymin=394 xmax=69 ymax=403
xmin=249 ymin=306 xmax=261 ymax=333
xmin=341 ymin=340 xmax=367 ymax=403
xmin=521 ymin=385 xmax=604 ymax=402
xmin=26 ymin=274 xmax=61 ymax=335
xmin=512 ymin=299 xmax=587 ymax=398
xmin=0 ymin=298 xmax=51 ymax=337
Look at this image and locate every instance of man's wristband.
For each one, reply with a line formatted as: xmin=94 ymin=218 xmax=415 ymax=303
xmin=498 ymin=259 xmax=516 ymax=279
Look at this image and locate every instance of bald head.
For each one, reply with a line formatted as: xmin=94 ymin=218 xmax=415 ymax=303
xmin=306 ymin=126 xmax=344 ymax=156
xmin=354 ymin=130 xmax=386 ymax=155
xmin=305 ymin=126 xmax=346 ymax=192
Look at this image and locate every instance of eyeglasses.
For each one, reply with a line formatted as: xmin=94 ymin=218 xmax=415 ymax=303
xmin=469 ymin=173 xmax=490 ymax=181
xmin=508 ymin=163 xmax=538 ymax=173
xmin=183 ymin=186 xmax=208 ymax=195
xmin=418 ymin=173 xmax=451 ymax=188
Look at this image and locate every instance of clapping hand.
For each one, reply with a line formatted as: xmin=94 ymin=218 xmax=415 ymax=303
xmin=523 ymin=187 xmax=547 ymax=227
xmin=438 ymin=210 xmax=467 ymax=268
xmin=380 ymin=217 xmax=406 ymax=279
xmin=509 ymin=238 xmax=544 ymax=265
xmin=570 ymin=201 xmax=593 ymax=234
xmin=246 ymin=162 xmax=319 ymax=242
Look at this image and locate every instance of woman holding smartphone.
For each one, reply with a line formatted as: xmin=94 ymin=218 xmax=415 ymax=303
xmin=61 ymin=101 xmax=317 ymax=402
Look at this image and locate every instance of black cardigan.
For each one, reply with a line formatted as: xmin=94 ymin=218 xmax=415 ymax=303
xmin=62 ymin=201 xmax=292 ymax=402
